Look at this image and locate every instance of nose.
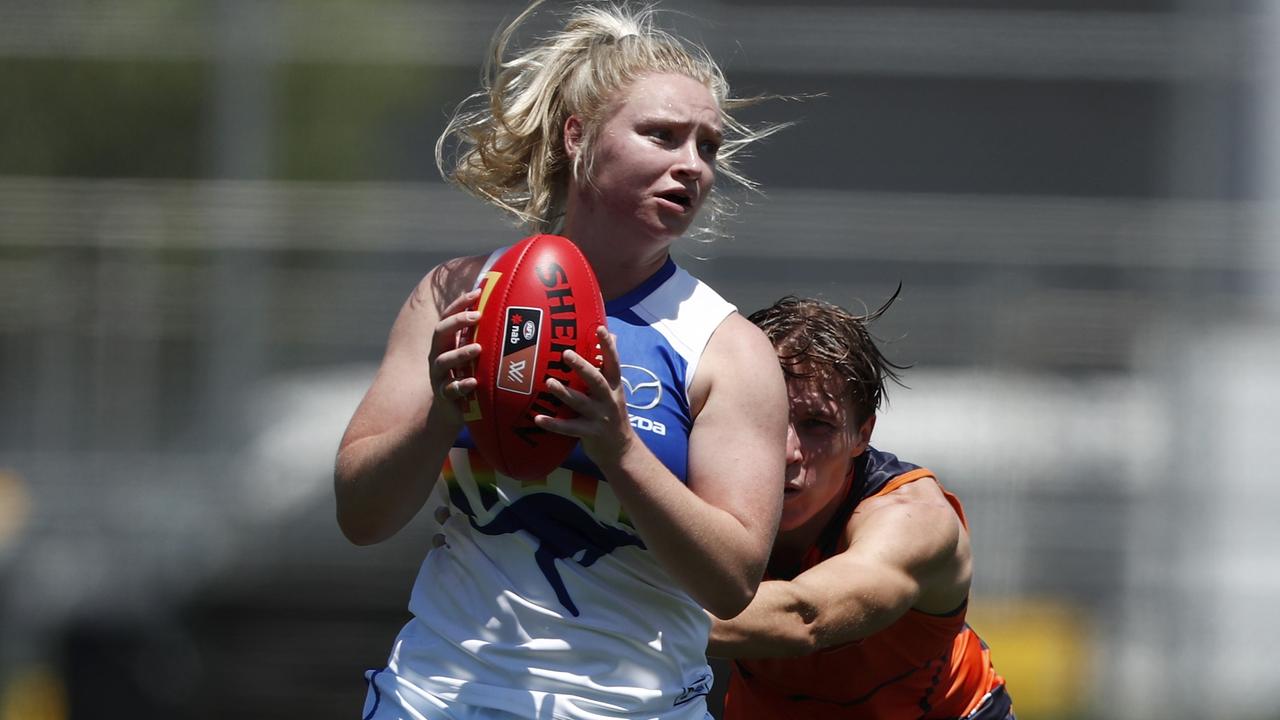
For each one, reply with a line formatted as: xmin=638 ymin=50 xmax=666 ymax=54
xmin=785 ymin=423 xmax=803 ymax=466
xmin=672 ymin=138 xmax=707 ymax=180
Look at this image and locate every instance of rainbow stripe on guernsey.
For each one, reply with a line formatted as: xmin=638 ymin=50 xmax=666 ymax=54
xmin=442 ymin=449 xmax=633 ymax=528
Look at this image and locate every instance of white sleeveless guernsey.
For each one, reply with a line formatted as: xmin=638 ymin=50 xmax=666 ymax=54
xmin=363 ymin=257 xmax=734 ymax=720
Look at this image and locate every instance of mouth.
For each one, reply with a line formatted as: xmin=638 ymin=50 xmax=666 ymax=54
xmin=656 ymin=189 xmax=693 ymax=210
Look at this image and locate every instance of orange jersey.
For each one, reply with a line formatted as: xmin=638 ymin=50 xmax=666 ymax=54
xmin=725 ymin=448 xmax=1009 ymax=720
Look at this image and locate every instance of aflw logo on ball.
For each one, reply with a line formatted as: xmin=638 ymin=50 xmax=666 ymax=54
xmin=497 ymin=306 xmax=541 ymax=395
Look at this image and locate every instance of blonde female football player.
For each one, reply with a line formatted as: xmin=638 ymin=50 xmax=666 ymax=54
xmin=334 ymin=2 xmax=790 ymax=717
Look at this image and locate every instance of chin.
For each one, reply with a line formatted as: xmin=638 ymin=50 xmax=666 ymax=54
xmin=653 ymin=213 xmax=695 ymax=238
xmin=620 ymin=216 xmax=682 ymax=246
xmin=649 ymin=225 xmax=688 ymax=244
xmin=777 ymin=504 xmax=808 ymax=533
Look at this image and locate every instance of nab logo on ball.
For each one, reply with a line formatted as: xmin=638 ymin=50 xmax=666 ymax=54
xmin=497 ymin=307 xmax=541 ymax=395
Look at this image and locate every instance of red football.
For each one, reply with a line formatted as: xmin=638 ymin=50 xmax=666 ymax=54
xmin=457 ymin=234 xmax=606 ymax=479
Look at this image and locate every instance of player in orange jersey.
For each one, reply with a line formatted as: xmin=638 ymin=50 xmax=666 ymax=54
xmin=707 ymin=294 xmax=1013 ymax=720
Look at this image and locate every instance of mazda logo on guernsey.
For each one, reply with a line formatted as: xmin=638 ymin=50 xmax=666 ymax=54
xmin=619 ymin=365 xmax=662 ymax=410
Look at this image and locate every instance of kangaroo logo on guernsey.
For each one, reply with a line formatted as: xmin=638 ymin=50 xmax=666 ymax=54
xmin=459 ymin=492 xmax=645 ymax=617
xmin=445 ymin=454 xmax=646 ymax=618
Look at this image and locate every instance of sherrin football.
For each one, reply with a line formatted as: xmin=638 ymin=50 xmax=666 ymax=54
xmin=458 ymin=234 xmax=607 ymax=480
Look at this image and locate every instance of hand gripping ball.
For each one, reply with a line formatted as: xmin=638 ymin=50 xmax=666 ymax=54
xmin=457 ymin=234 xmax=607 ymax=479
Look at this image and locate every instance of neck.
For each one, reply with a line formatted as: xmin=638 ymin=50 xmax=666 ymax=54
xmin=561 ymin=209 xmax=675 ymax=301
xmin=771 ymin=471 xmax=858 ymax=578
xmin=583 ymin=244 xmax=670 ymax=300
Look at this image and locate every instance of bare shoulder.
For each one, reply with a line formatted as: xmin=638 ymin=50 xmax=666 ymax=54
xmin=852 ymin=478 xmax=960 ymax=544
xmin=341 ymin=253 xmax=490 ymax=448
xmin=848 ymin=477 xmax=972 ymax=612
xmin=707 ymin=311 xmax=776 ymax=358
xmin=406 ymin=254 xmax=490 ymax=317
xmin=378 ymin=253 xmax=489 ymax=360
xmin=689 ymin=312 xmax=783 ymax=415
xmin=858 ymin=476 xmax=953 ymax=515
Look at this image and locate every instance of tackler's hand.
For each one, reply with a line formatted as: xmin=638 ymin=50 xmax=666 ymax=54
xmin=534 ymin=326 xmax=636 ymax=470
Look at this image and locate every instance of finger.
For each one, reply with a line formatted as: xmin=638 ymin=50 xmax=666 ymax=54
xmin=435 ymin=307 xmax=482 ymax=341
xmin=437 ymin=377 xmax=477 ymax=402
xmin=452 ymin=377 xmax=478 ymax=397
xmin=532 ymin=413 xmax=588 ymax=439
xmin=432 ymin=289 xmax=482 ymax=345
xmin=562 ymin=348 xmax=612 ymax=398
xmin=430 ymin=306 xmax=482 ymax=373
xmin=543 ymin=376 xmax=593 ymax=415
xmin=441 ymin=287 xmax=482 ymax=317
xmin=597 ymin=327 xmax=621 ymax=385
xmin=431 ymin=335 xmax=480 ymax=389
xmin=435 ymin=342 xmax=481 ymax=374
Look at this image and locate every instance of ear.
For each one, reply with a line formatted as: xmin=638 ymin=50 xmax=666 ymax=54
xmin=563 ymin=114 xmax=584 ymax=160
xmin=851 ymin=414 xmax=876 ymax=458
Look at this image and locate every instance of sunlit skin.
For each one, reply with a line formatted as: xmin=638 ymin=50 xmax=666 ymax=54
xmin=563 ymin=72 xmax=724 ymax=298
xmin=773 ymin=363 xmax=875 ymax=573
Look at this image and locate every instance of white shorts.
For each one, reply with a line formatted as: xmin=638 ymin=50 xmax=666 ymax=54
xmin=361 ymin=666 xmax=714 ymax=720
xmin=363 ymin=667 xmax=526 ymax=720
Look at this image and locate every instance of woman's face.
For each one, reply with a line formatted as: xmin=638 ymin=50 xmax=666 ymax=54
xmin=574 ymin=72 xmax=722 ymax=242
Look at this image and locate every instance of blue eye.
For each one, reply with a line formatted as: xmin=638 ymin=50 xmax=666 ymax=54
xmin=699 ymin=140 xmax=720 ymax=157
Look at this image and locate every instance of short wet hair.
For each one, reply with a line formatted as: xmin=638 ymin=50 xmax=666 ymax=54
xmin=748 ymin=289 xmax=908 ymax=425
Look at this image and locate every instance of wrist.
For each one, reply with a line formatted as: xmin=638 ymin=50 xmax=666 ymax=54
xmin=423 ymin=397 xmax=464 ymax=439
xmin=591 ymin=426 xmax=642 ymax=478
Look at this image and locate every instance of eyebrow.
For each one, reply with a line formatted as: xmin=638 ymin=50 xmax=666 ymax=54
xmin=640 ymin=113 xmax=723 ymax=139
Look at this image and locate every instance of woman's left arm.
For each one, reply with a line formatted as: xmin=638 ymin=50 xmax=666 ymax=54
xmin=679 ymin=313 xmax=789 ymax=617
xmin=538 ymin=316 xmax=788 ymax=619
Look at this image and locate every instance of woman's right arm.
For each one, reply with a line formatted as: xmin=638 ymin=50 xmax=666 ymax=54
xmin=333 ymin=256 xmax=485 ymax=546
